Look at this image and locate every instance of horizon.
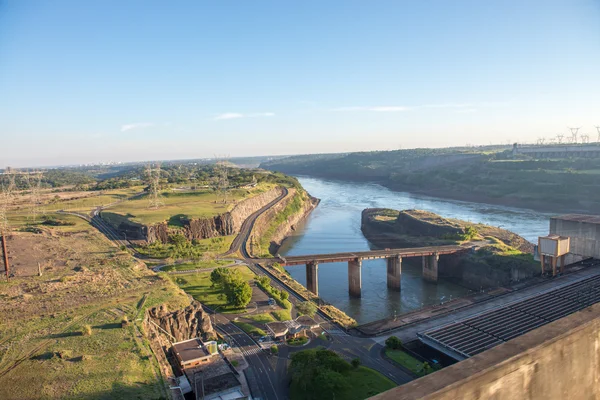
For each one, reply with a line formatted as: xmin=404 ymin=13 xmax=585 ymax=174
xmin=1 ymin=1 xmax=599 ymax=168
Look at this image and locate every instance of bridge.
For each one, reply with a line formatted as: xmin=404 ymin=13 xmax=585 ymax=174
xmin=277 ymin=245 xmax=470 ymax=297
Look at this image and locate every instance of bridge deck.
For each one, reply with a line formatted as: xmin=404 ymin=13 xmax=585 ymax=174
xmin=279 ymin=245 xmax=467 ymax=266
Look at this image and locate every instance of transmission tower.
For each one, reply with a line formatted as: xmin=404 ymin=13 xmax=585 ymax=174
xmin=568 ymin=127 xmax=581 ymax=144
xmin=556 ymin=134 xmax=564 ymax=144
xmin=580 ymin=134 xmax=590 ymax=144
xmin=214 ymin=156 xmax=230 ymax=203
xmin=536 ymin=137 xmax=545 ymax=145
xmin=595 ymin=126 xmax=600 ymax=143
xmin=24 ymin=171 xmax=44 ymax=223
xmin=146 ymin=164 xmax=164 ymax=209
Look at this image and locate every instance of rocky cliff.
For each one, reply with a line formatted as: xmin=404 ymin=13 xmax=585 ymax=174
xmin=249 ymin=188 xmax=319 ymax=256
xmin=146 ymin=300 xmax=216 ymax=342
xmin=125 ymin=187 xmax=285 ymax=243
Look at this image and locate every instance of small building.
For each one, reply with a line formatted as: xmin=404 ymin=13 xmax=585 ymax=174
xmin=550 ymin=214 xmax=600 ymax=263
xmin=266 ymin=316 xmax=322 ymax=340
xmin=188 ymin=371 xmax=245 ymax=400
xmin=172 ymin=338 xmax=215 ymax=371
xmin=538 ymin=234 xmax=570 ymax=275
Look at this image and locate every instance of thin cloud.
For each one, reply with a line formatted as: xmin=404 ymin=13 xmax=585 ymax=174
xmin=332 ymin=106 xmax=410 ymax=112
xmin=214 ymin=112 xmax=275 ymax=120
xmin=120 ymin=122 xmax=154 ymax=132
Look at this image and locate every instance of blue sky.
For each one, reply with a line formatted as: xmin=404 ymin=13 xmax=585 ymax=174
xmin=1 ymin=1 xmax=599 ymax=167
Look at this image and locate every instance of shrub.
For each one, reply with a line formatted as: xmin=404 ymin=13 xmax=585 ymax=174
xmin=351 ymin=358 xmax=361 ymax=368
xmin=270 ymin=345 xmax=279 ymax=355
xmin=385 ymin=336 xmax=402 ymax=350
xmin=81 ymin=325 xmax=93 ymax=336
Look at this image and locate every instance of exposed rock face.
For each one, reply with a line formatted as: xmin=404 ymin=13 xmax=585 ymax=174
xmin=146 ymin=300 xmax=216 ymax=342
xmin=117 ymin=187 xmax=284 ymax=243
xmin=394 ymin=210 xmax=464 ymax=237
xmin=249 ymin=189 xmax=319 ymax=255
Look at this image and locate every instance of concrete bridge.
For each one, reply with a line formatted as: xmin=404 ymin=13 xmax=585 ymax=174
xmin=277 ymin=245 xmax=470 ymax=297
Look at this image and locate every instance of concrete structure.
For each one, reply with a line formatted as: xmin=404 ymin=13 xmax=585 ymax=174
xmin=172 ymin=338 xmax=215 ymax=370
xmin=512 ymin=143 xmax=600 ymax=158
xmin=538 ymin=234 xmax=570 ymax=276
xmin=422 ymin=253 xmax=439 ymax=283
xmin=418 ymin=274 xmax=600 ymax=361
xmin=386 ymin=255 xmax=402 ymax=291
xmin=280 ymin=245 xmax=467 ymax=297
xmin=348 ymin=258 xmax=362 ymax=297
xmin=372 ymin=302 xmax=600 ymax=400
xmin=550 ymin=214 xmax=600 ymax=264
xmin=306 ymin=261 xmax=318 ymax=295
xmin=266 ymin=316 xmax=321 ymax=340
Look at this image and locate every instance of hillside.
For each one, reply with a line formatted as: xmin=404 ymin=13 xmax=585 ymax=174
xmin=261 ymin=148 xmax=600 ymax=214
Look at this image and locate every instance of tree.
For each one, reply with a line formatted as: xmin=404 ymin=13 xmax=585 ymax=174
xmin=279 ymin=290 xmax=289 ymax=301
xmin=385 ymin=336 xmax=402 ymax=350
xmin=224 ymin=278 xmax=252 ymax=308
xmin=256 ymin=275 xmax=270 ymax=288
xmin=270 ymin=345 xmax=278 ymax=355
xmin=296 ymin=301 xmax=317 ymax=317
xmin=210 ymin=267 xmax=231 ymax=287
xmin=351 ymin=358 xmax=361 ymax=368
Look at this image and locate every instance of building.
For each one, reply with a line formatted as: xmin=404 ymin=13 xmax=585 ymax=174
xmin=550 ymin=214 xmax=600 ymax=263
xmin=171 ymin=338 xmax=246 ymax=399
xmin=172 ymin=338 xmax=217 ymax=371
xmin=265 ymin=316 xmax=321 ymax=340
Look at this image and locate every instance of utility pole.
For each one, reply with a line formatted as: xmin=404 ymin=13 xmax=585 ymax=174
xmin=0 ymin=170 xmax=15 ymax=281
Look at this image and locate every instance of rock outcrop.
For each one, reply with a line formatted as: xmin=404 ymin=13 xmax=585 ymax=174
xmin=113 ymin=187 xmax=285 ymax=243
xmin=146 ymin=300 xmax=216 ymax=342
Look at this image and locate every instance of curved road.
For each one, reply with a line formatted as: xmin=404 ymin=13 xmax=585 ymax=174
xmin=223 ymin=186 xmax=289 ymax=256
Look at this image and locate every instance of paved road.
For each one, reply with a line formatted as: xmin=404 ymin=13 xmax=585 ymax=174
xmin=223 ymin=186 xmax=289 ymax=256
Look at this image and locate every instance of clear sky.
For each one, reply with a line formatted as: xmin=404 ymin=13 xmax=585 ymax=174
xmin=1 ymin=1 xmax=599 ymax=167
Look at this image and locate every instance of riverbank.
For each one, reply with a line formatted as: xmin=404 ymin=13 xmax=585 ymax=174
xmin=361 ymin=208 xmax=539 ymax=291
xmin=261 ymin=151 xmax=600 ymax=215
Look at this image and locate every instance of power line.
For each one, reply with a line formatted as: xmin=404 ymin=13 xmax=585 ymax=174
xmin=146 ymin=163 xmax=164 ymax=209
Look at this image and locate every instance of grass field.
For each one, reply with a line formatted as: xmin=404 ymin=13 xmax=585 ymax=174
xmin=290 ymin=366 xmax=396 ymax=400
xmin=105 ymin=183 xmax=275 ymax=226
xmin=385 ymin=349 xmax=427 ymax=376
xmin=233 ymin=321 xmax=267 ymax=337
xmin=0 ymin=218 xmax=189 ymax=400
xmin=161 ymin=259 xmax=231 ymax=272
xmin=245 ymin=313 xmax=275 ymax=323
xmin=271 ymin=309 xmax=292 ymax=321
xmin=170 ymin=266 xmax=256 ymax=312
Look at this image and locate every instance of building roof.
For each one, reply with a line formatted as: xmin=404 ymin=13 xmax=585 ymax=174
xmin=295 ymin=315 xmax=319 ymax=328
xmin=552 ymin=214 xmax=600 ymax=224
xmin=172 ymin=338 xmax=210 ymax=364
xmin=188 ymin=372 xmax=241 ymax=398
xmin=266 ymin=321 xmax=288 ymax=336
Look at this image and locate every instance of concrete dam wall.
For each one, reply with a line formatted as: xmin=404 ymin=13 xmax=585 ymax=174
xmin=372 ymin=302 xmax=600 ymax=400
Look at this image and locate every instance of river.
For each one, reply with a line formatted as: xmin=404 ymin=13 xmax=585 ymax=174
xmin=278 ymin=176 xmax=552 ymax=325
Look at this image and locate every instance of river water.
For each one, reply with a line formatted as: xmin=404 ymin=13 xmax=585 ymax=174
xmin=279 ymin=176 xmax=552 ymax=325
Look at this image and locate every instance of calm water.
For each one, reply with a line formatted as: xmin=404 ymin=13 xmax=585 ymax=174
xmin=279 ymin=176 xmax=551 ymax=324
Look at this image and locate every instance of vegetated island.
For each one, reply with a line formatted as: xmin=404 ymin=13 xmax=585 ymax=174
xmin=361 ymin=208 xmax=538 ymax=290
xmin=260 ymin=146 xmax=600 ymax=214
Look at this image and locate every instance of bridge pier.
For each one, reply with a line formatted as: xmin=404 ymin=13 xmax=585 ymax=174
xmin=348 ymin=258 xmax=362 ymax=297
xmin=422 ymin=253 xmax=439 ymax=283
xmin=306 ymin=261 xmax=319 ymax=295
xmin=386 ymin=255 xmax=402 ymax=291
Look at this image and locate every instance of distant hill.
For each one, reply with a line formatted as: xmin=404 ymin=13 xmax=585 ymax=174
xmin=261 ymin=147 xmax=600 ymax=214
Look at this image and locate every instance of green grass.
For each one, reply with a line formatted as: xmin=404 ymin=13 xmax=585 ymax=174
xmin=162 ymin=259 xmax=231 ymax=272
xmin=290 ymin=365 xmax=396 ymax=400
xmin=271 ymin=309 xmax=292 ymax=321
xmin=287 ymin=336 xmax=308 ymax=346
xmin=245 ymin=313 xmax=276 ymax=323
xmin=170 ymin=265 xmax=255 ymax=311
xmin=385 ymin=349 xmax=426 ymax=376
xmin=233 ymin=321 xmax=267 ymax=337
xmin=105 ymin=183 xmax=275 ymax=226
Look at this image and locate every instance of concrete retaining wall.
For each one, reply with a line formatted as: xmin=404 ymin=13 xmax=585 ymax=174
xmin=550 ymin=217 xmax=600 ymax=259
